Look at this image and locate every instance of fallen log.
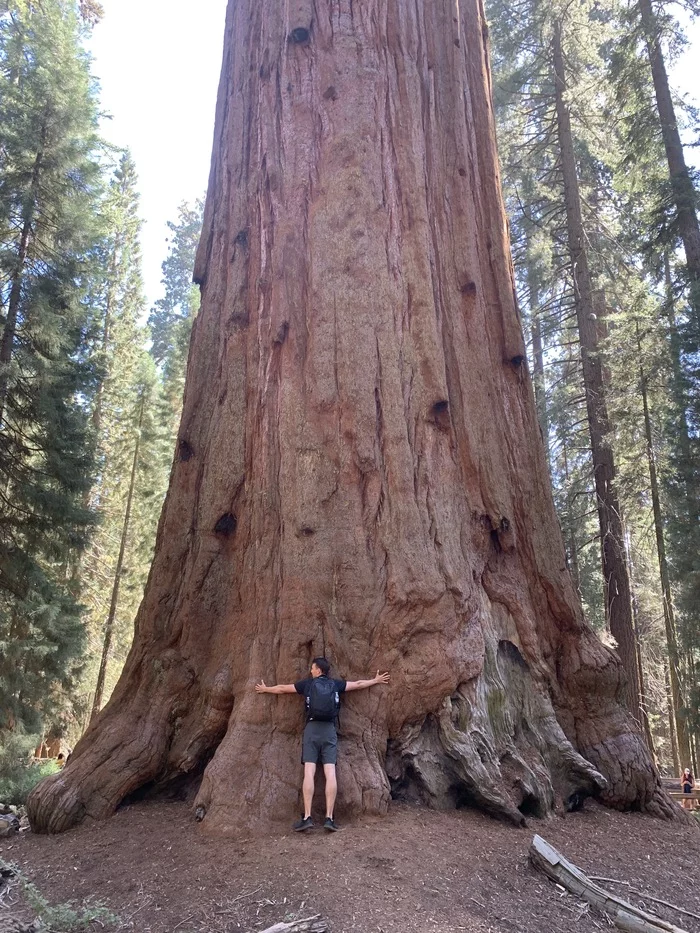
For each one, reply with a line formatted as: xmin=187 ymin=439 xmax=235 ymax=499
xmin=258 ymin=916 xmax=328 ymax=933
xmin=529 ymin=835 xmax=689 ymax=933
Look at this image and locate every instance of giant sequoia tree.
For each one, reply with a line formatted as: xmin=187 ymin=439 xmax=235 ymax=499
xmin=29 ymin=0 xmax=675 ymax=834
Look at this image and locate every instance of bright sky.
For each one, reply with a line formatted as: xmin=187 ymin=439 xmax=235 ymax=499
xmin=88 ymin=0 xmax=228 ymax=307
xmin=88 ymin=1 xmax=699 ymax=310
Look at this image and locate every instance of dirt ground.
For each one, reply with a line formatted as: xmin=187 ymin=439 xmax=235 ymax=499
xmin=1 ymin=796 xmax=698 ymax=933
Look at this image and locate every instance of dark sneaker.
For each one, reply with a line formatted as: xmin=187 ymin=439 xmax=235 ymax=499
xmin=293 ymin=816 xmax=314 ymax=832
xmin=324 ymin=817 xmax=340 ymax=832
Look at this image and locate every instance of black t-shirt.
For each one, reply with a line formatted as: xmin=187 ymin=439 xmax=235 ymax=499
xmin=294 ymin=676 xmax=347 ymax=697
xmin=295 ymin=676 xmax=346 ymax=725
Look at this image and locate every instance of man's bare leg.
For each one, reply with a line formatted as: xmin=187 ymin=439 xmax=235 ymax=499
xmin=323 ymin=763 xmax=337 ymax=819
xmin=302 ymin=762 xmax=316 ymax=818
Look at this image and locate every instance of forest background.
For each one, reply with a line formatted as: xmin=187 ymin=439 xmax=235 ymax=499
xmin=0 ymin=0 xmax=699 ymax=798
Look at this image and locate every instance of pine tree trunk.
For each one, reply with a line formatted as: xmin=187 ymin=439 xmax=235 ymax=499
xmin=665 ymin=664 xmax=680 ymax=775
xmin=688 ymin=651 xmax=699 ymax=776
xmin=28 ymin=0 xmax=673 ymax=835
xmin=637 ymin=325 xmax=691 ymax=766
xmin=664 ymin=258 xmax=700 ymax=531
xmin=638 ymin=0 xmax=700 ymax=311
xmin=91 ymin=248 xmax=119 ymax=436
xmin=527 ymin=262 xmax=549 ymax=463
xmin=552 ymin=21 xmax=643 ymax=725
xmin=90 ymin=393 xmax=146 ymax=722
xmin=561 ymin=441 xmax=582 ymax=594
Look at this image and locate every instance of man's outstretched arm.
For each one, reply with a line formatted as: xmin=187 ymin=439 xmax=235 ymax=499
xmin=345 ymin=671 xmax=390 ymax=692
xmin=255 ymin=680 xmax=297 ymax=695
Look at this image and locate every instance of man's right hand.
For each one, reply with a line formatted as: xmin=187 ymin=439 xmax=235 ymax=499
xmin=255 ymin=680 xmax=268 ymax=693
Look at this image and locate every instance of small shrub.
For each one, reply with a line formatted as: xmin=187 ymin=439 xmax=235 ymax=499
xmin=0 ymin=860 xmax=119 ymax=932
xmin=24 ymin=880 xmax=119 ymax=931
xmin=0 ymin=733 xmax=58 ymax=805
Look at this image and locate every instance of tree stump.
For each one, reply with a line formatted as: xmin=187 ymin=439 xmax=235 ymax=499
xmin=28 ymin=0 xmax=673 ymax=835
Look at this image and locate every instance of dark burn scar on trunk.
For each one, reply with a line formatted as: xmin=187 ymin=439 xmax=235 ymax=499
xmin=214 ymin=513 xmax=237 ymax=536
xmin=274 ymin=321 xmax=289 ymax=345
xmin=430 ymin=399 xmax=451 ymax=431
xmin=289 ymin=27 xmax=310 ymax=44
xmin=178 ymin=439 xmax=194 ymax=462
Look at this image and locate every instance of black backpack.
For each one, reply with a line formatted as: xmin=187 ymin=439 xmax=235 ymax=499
xmin=306 ymin=677 xmax=340 ymax=722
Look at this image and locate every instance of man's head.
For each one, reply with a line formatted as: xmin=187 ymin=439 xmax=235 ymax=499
xmin=310 ymin=657 xmax=330 ymax=678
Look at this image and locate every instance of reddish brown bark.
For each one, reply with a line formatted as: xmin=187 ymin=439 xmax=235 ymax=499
xmin=28 ymin=0 xmax=675 ymax=835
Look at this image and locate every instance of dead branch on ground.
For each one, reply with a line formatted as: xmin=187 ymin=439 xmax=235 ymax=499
xmin=529 ymin=835 xmax=690 ymax=933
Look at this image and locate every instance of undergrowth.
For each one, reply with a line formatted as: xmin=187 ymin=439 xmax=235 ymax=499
xmin=0 ymin=859 xmax=119 ymax=932
xmin=0 ymin=734 xmax=59 ymax=805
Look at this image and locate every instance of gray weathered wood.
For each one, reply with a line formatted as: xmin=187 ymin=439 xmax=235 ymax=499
xmin=529 ymin=835 xmax=689 ymax=933
xmin=258 ymin=916 xmax=328 ymax=933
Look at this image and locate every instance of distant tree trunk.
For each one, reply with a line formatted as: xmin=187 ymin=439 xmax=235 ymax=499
xmin=627 ymin=543 xmax=655 ymax=756
xmin=89 ymin=392 xmax=145 ymax=723
xmin=638 ymin=0 xmax=700 ymax=312
xmin=636 ymin=324 xmax=691 ymax=767
xmin=664 ymin=665 xmax=680 ymax=774
xmin=29 ymin=0 xmax=672 ymax=835
xmin=91 ymin=247 xmax=119 ymax=436
xmin=552 ymin=21 xmax=643 ymax=725
xmin=688 ymin=651 xmax=700 ymax=775
xmin=561 ymin=438 xmax=582 ymax=594
xmin=527 ymin=262 xmax=549 ymax=463
xmin=664 ymin=257 xmax=700 ymax=531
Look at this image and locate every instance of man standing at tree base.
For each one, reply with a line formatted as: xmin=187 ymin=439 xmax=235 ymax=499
xmin=256 ymin=658 xmax=390 ymax=832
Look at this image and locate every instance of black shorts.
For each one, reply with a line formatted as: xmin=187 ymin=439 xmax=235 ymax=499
xmin=683 ymin=783 xmax=692 ymax=794
xmin=302 ymin=721 xmax=338 ymax=765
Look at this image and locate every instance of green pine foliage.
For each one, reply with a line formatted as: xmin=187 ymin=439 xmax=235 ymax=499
xmin=0 ymin=0 xmax=103 ymax=733
xmin=148 ymin=199 xmax=203 ymax=436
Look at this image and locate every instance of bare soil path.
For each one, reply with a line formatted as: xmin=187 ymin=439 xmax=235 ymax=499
xmin=1 ymin=800 xmax=698 ymax=933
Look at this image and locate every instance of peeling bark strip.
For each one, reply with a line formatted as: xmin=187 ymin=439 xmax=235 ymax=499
xmin=29 ymin=0 xmax=672 ymax=835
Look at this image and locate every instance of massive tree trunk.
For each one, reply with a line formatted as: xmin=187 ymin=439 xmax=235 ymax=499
xmin=28 ymin=0 xmax=673 ymax=834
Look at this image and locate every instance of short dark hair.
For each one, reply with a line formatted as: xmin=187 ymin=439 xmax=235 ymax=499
xmin=312 ymin=657 xmax=330 ymax=676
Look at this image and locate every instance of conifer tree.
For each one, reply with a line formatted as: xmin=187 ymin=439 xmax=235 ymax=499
xmin=77 ymin=157 xmax=171 ymax=723
xmin=89 ymin=357 xmax=170 ymax=721
xmin=489 ymin=0 xmax=647 ymax=724
xmin=148 ymin=200 xmax=203 ymax=438
xmin=607 ymin=5 xmax=700 ymax=766
xmin=489 ymin=0 xmax=700 ymax=765
xmin=0 ymin=0 xmax=102 ymax=734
